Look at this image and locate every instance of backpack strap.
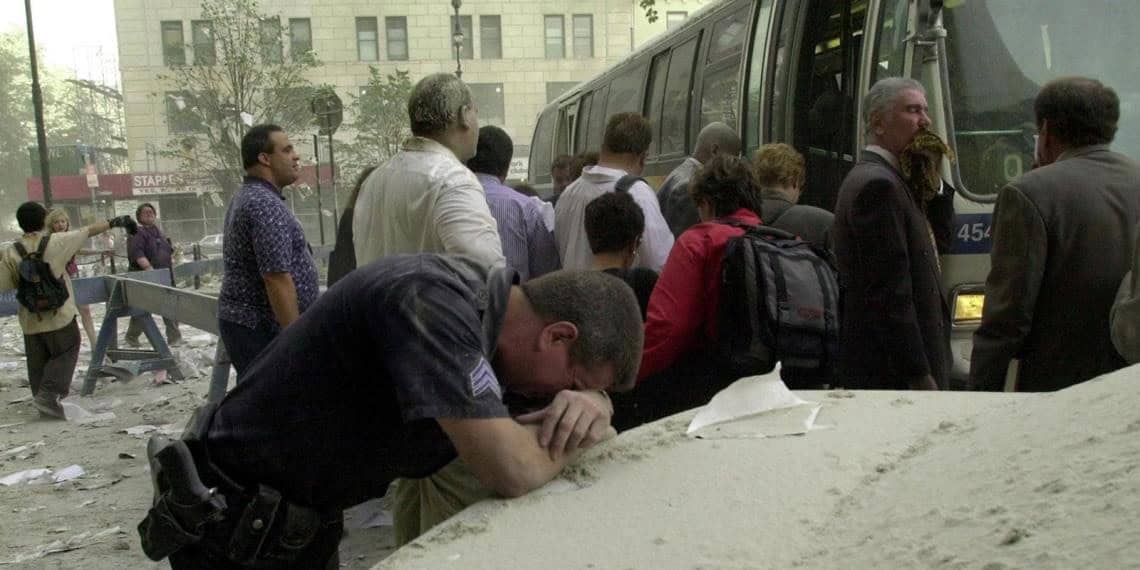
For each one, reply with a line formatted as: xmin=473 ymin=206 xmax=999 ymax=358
xmin=713 ymin=217 xmax=797 ymax=241
xmin=12 ymin=242 xmax=28 ymax=258
xmin=614 ymin=175 xmax=647 ymax=194
xmin=713 ymin=217 xmax=757 ymax=231
xmin=35 ymin=235 xmax=50 ymax=257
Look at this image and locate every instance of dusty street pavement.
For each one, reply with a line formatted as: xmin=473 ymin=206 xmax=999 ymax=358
xmin=0 ymin=301 xmax=395 ymax=568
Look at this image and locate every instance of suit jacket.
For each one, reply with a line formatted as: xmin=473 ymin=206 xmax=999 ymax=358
xmin=971 ymin=145 xmax=1140 ymax=392
xmin=832 ymin=151 xmax=951 ymax=389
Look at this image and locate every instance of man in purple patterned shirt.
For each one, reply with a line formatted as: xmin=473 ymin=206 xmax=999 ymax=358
xmin=218 ymin=124 xmax=319 ymax=377
xmin=467 ymin=125 xmax=560 ymax=281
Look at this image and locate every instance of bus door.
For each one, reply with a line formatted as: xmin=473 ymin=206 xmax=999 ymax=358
xmin=769 ymin=0 xmax=870 ymax=212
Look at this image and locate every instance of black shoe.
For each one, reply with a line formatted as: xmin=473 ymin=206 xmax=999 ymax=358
xmin=33 ymin=393 xmax=65 ymax=420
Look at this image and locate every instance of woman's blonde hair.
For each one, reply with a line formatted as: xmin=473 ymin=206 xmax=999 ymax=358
xmin=752 ymin=143 xmax=806 ymax=190
xmin=45 ymin=208 xmax=71 ymax=234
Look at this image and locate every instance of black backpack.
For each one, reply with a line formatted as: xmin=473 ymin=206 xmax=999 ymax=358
xmin=715 ymin=220 xmax=840 ymax=378
xmin=327 ymin=206 xmax=356 ymax=287
xmin=614 ymin=175 xmax=646 ymax=194
xmin=13 ymin=236 xmax=70 ymax=315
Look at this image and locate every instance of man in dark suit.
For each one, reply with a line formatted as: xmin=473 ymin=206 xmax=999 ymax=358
xmin=971 ymin=77 xmax=1140 ymax=392
xmin=832 ymin=77 xmax=950 ymax=391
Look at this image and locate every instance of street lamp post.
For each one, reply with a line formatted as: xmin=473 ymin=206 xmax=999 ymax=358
xmin=24 ymin=0 xmax=53 ymax=207
xmin=451 ymin=0 xmax=464 ymax=79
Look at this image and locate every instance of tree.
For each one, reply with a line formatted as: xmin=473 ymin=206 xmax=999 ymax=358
xmin=338 ymin=67 xmax=413 ymax=188
xmin=639 ymin=0 xmax=660 ymax=23
xmin=155 ymin=0 xmax=319 ymax=196
xmin=0 ymin=30 xmax=80 ymax=216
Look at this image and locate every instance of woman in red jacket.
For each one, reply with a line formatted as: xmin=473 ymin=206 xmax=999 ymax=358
xmin=631 ymin=155 xmax=763 ymax=426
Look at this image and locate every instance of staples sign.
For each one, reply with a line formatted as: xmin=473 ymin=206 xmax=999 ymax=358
xmin=132 ymin=173 xmax=218 ymax=196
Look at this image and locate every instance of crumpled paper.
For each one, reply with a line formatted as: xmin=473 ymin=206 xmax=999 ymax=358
xmin=0 ymin=465 xmax=85 ymax=486
xmin=687 ymin=366 xmax=822 ymax=439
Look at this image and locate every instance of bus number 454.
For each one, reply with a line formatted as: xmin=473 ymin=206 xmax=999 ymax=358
xmin=957 ymin=222 xmax=992 ymax=243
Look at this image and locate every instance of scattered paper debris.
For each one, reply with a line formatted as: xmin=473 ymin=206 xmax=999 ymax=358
xmin=120 ymin=425 xmax=157 ymax=436
xmin=117 ymin=452 xmax=136 ymax=459
xmin=0 ymin=421 xmax=26 ymax=429
xmin=119 ymin=423 xmax=180 ymax=438
xmin=50 ymin=465 xmax=85 ymax=483
xmin=687 ymin=367 xmax=823 ymax=439
xmin=2 ymin=445 xmax=29 ymax=457
xmin=7 ymin=395 xmax=31 ymax=405
xmin=0 ymin=468 xmax=51 ymax=486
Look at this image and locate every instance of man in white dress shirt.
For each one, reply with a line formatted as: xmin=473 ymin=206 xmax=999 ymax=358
xmin=353 ymin=73 xmax=505 ymax=269
xmin=555 ymin=112 xmax=674 ymax=271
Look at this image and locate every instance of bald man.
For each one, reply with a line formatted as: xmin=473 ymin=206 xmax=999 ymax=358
xmin=657 ymin=122 xmax=742 ymax=236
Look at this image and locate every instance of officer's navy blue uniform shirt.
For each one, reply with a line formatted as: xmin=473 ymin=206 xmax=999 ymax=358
xmin=206 ymin=254 xmax=514 ymax=509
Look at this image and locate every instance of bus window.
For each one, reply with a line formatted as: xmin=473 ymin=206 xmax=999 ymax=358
xmin=707 ymin=7 xmax=751 ymax=63
xmin=743 ymin=0 xmax=775 ymax=154
xmin=645 ymin=50 xmax=672 ymax=156
xmin=871 ymin=0 xmax=908 ymax=81
xmin=660 ymin=37 xmax=699 ymax=156
xmin=944 ymin=1 xmax=1140 ymax=199
xmin=699 ymin=62 xmax=741 ymax=130
xmin=530 ymin=106 xmax=557 ymax=182
xmin=575 ymin=92 xmax=593 ymax=154
xmin=606 ymin=62 xmax=648 ymax=118
xmin=776 ymin=0 xmax=868 ymax=212
xmin=586 ymin=85 xmax=609 ymax=152
xmin=554 ymin=105 xmax=572 ymax=157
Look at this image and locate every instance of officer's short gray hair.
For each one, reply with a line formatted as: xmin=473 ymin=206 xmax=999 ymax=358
xmin=407 ymin=73 xmax=473 ymax=137
xmin=520 ymin=270 xmax=644 ymax=391
xmin=862 ymin=77 xmax=925 ymax=138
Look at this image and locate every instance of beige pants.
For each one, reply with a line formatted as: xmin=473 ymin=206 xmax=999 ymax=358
xmin=391 ymin=459 xmax=493 ymax=546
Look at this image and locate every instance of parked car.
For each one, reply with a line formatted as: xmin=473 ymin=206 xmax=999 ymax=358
xmin=196 ymin=234 xmax=224 ymax=257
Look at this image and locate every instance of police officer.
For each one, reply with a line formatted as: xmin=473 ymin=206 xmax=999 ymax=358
xmin=139 ymin=254 xmax=643 ymax=568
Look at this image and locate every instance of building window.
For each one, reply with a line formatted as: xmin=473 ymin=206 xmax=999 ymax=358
xmin=572 ymin=15 xmax=593 ymax=58
xmin=451 ymin=15 xmax=473 ymax=59
xmin=545 ymin=81 xmax=578 ymax=103
xmin=165 ymin=91 xmax=199 ymax=134
xmin=356 ymin=17 xmax=379 ymax=62
xmin=544 ymin=15 xmax=564 ymax=59
xmin=161 ymin=21 xmax=185 ymax=66
xmin=289 ymin=18 xmax=312 ymax=60
xmin=469 ymin=83 xmax=505 ymax=127
xmin=259 ymin=18 xmax=283 ymax=64
xmin=386 ymin=17 xmax=408 ymax=61
xmin=480 ymin=15 xmax=502 ymax=59
xmin=666 ymin=11 xmax=688 ymax=31
xmin=191 ymin=21 xmax=215 ymax=66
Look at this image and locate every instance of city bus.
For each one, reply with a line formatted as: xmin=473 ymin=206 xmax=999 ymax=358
xmin=528 ymin=0 xmax=1140 ymax=386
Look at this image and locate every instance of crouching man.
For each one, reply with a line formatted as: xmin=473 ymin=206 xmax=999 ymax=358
xmin=138 ymin=254 xmax=643 ymax=568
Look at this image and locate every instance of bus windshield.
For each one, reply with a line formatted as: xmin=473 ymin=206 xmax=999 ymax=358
xmin=945 ymin=1 xmax=1140 ymax=198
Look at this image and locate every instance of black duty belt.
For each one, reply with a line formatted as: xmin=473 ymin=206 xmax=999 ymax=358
xmin=138 ymin=403 xmax=340 ymax=566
